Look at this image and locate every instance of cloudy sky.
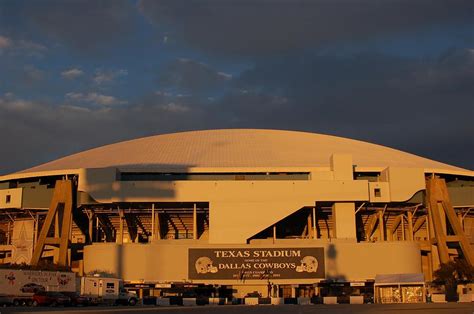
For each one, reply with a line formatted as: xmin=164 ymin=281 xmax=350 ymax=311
xmin=0 ymin=0 xmax=473 ymax=175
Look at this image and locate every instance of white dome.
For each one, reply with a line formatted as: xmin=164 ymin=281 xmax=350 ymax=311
xmin=18 ymin=129 xmax=469 ymax=174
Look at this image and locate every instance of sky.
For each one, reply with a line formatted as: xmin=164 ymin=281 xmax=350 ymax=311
xmin=0 ymin=0 xmax=473 ymax=175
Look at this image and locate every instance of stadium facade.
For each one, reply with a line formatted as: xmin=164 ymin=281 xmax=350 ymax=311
xmin=0 ymin=129 xmax=473 ymax=300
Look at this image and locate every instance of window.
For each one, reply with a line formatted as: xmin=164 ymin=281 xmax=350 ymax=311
xmin=106 ymin=283 xmax=115 ymax=289
xmin=374 ymin=188 xmax=381 ymax=197
xmin=120 ymin=171 xmax=310 ymax=181
xmin=5 ymin=195 xmax=11 ymax=204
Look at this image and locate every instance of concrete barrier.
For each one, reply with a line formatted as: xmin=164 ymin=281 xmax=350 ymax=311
xmin=271 ymin=297 xmax=285 ymax=305
xmin=183 ymin=298 xmax=197 ymax=306
xmin=156 ymin=298 xmax=171 ymax=306
xmin=244 ymin=297 xmax=259 ymax=305
xmin=458 ymin=294 xmax=474 ymax=303
xmin=231 ymin=298 xmax=243 ymax=305
xmin=284 ymin=297 xmax=298 ymax=304
xmin=297 ymin=297 xmax=311 ymax=305
xmin=169 ymin=296 xmax=183 ymax=306
xmin=311 ymin=296 xmax=322 ymax=304
xmin=259 ymin=297 xmax=271 ymax=305
xmin=323 ymin=296 xmax=338 ymax=304
xmin=431 ymin=294 xmax=447 ymax=303
xmin=208 ymin=297 xmax=225 ymax=305
xmin=155 ymin=294 xmax=364 ymax=307
xmin=143 ymin=296 xmax=157 ymax=305
xmin=350 ymin=296 xmax=364 ymax=304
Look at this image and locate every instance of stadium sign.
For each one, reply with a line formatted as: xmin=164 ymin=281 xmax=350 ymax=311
xmin=188 ymin=248 xmax=325 ymax=280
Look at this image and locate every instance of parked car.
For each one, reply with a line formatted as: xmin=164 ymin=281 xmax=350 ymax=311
xmin=32 ymin=291 xmax=71 ymax=307
xmin=244 ymin=291 xmax=262 ymax=298
xmin=20 ymin=283 xmax=45 ymax=293
xmin=61 ymin=292 xmax=91 ymax=306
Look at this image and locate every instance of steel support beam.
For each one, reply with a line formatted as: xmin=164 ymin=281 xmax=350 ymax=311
xmin=426 ymin=177 xmax=474 ymax=267
xmin=31 ymin=180 xmax=74 ymax=267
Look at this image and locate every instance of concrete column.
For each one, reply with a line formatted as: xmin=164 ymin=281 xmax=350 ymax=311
xmin=273 ymin=225 xmax=276 ymax=243
xmin=438 ymin=203 xmax=447 ymax=235
xmin=154 ymin=211 xmax=161 ymax=240
xmin=95 ymin=216 xmax=99 ymax=242
xmin=431 ymin=245 xmax=441 ymax=271
xmin=329 ymin=154 xmax=356 ymax=241
xmin=407 ymin=211 xmax=414 ymax=241
xmin=193 ymin=203 xmax=197 ymax=240
xmin=401 ymin=217 xmax=405 ymax=241
xmin=312 ymin=206 xmax=317 ymax=239
xmin=6 ymin=221 xmax=10 ymax=245
xmin=427 ymin=252 xmax=433 ymax=281
xmin=427 ymin=207 xmax=435 ymax=239
xmin=34 ymin=213 xmax=39 ymax=245
xmin=118 ymin=209 xmax=124 ymax=244
xmin=151 ymin=204 xmax=155 ymax=242
xmin=307 ymin=214 xmax=312 ymax=238
xmin=88 ymin=215 xmax=94 ymax=243
xmin=150 ymin=204 xmax=161 ymax=241
xmin=332 ymin=203 xmax=356 ymax=239
xmin=387 ymin=229 xmax=393 ymax=241
xmin=54 ymin=212 xmax=60 ymax=238
xmin=330 ymin=154 xmax=353 ymax=181
xmin=378 ymin=210 xmax=385 ymax=241
xmin=457 ymin=213 xmax=464 ymax=231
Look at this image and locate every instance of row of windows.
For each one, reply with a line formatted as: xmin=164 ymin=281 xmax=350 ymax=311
xmin=120 ymin=172 xmax=310 ymax=182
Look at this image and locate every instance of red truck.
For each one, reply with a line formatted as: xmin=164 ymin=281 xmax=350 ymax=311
xmin=31 ymin=291 xmax=71 ymax=307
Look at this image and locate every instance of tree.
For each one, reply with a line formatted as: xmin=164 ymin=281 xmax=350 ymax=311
xmin=433 ymin=259 xmax=474 ymax=301
xmin=86 ymin=269 xmax=117 ymax=278
xmin=0 ymin=261 xmax=71 ymax=271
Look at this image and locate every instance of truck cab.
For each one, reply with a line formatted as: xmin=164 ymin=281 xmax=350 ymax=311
xmin=117 ymin=288 xmax=138 ymax=306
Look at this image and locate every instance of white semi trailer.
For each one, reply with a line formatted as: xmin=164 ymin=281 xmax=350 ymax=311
xmin=0 ymin=269 xmax=75 ymax=306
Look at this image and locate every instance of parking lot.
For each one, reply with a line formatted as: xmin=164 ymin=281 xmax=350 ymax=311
xmin=1 ymin=303 xmax=474 ymax=314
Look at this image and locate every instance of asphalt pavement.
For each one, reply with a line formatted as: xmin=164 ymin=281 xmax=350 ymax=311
xmin=1 ymin=303 xmax=474 ymax=314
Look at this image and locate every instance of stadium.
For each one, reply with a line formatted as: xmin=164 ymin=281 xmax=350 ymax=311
xmin=0 ymin=129 xmax=473 ymax=302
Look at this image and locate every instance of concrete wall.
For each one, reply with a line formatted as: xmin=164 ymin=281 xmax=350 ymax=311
xmin=71 ymin=157 xmax=433 ymax=244
xmin=0 ymin=188 xmax=22 ymax=209
xmin=22 ymin=186 xmax=54 ymax=209
xmin=83 ymin=240 xmax=422 ymax=284
xmin=76 ymin=162 xmax=428 ymax=243
xmin=380 ymin=167 xmax=425 ymax=202
xmin=332 ymin=203 xmax=356 ymax=239
xmin=77 ymin=159 xmax=371 ymax=244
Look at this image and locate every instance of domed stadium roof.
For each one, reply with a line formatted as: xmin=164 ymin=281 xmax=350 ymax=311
xmin=17 ymin=129 xmax=471 ymax=174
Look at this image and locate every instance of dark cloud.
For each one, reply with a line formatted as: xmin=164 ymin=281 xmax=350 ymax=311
xmin=410 ymin=49 xmax=474 ymax=92
xmin=21 ymin=65 xmax=47 ymax=84
xmin=0 ymin=63 xmax=51 ymax=94
xmin=158 ymin=58 xmax=232 ymax=94
xmin=139 ymin=0 xmax=474 ymax=56
xmin=210 ymin=49 xmax=474 ymax=168
xmin=1 ymin=49 xmax=473 ymax=175
xmin=17 ymin=0 xmax=137 ymax=53
xmin=0 ymin=35 xmax=47 ymax=58
xmin=0 ymin=93 xmax=205 ymax=175
xmin=0 ymin=1 xmax=472 ymax=176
